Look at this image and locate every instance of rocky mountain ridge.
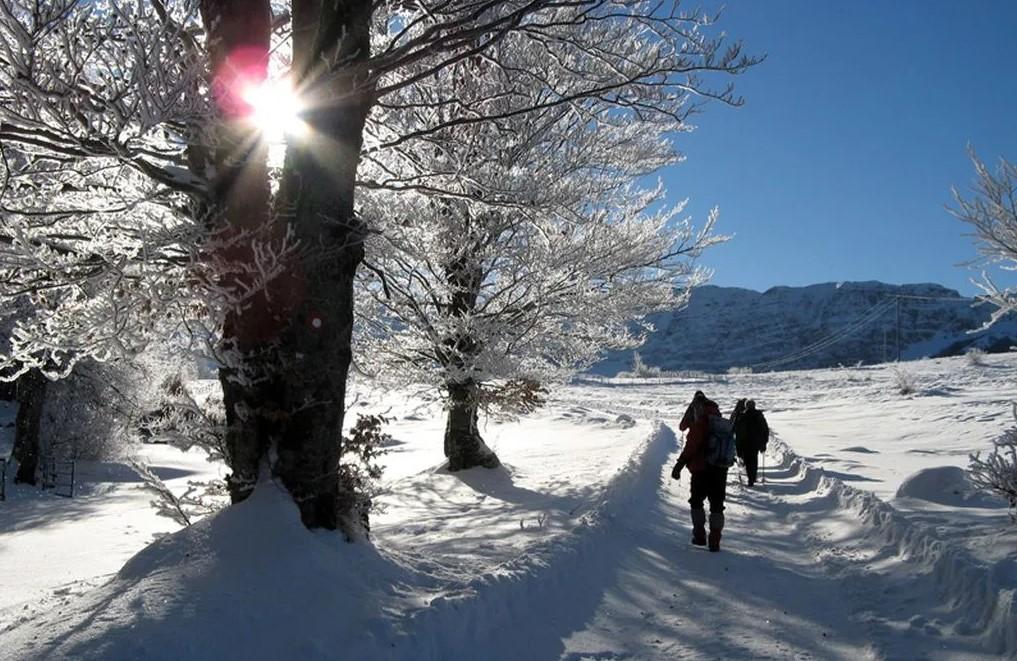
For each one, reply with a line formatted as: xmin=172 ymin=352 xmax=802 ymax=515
xmin=592 ymin=281 xmax=1017 ymax=375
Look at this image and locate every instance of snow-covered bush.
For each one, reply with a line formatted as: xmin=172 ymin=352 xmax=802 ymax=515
xmin=969 ymin=404 xmax=1017 ymax=520
xmin=892 ymin=364 xmax=918 ymax=395
xmin=619 ymin=352 xmax=664 ymax=379
xmin=140 ymin=372 xmax=227 ymax=461
xmin=966 ymin=346 xmax=987 ymax=366
xmin=337 ymin=414 xmax=391 ymax=540
xmin=40 ymin=359 xmax=149 ymax=461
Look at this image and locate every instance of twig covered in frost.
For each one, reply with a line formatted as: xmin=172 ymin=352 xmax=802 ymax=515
xmin=969 ymin=403 xmax=1017 ymax=521
xmin=950 ymin=152 xmax=1017 ymax=325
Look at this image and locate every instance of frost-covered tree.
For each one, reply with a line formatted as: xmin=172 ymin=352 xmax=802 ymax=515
xmin=0 ymin=1 xmax=754 ymax=529
xmin=951 ymin=152 xmax=1017 ymax=324
xmin=969 ymin=404 xmax=1017 ymax=520
xmin=952 ymin=153 xmax=1017 ymax=514
xmin=358 ymin=29 xmax=728 ymax=470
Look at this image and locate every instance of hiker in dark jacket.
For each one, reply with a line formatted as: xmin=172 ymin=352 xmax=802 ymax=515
xmin=730 ymin=398 xmax=746 ymax=427
xmin=672 ymin=391 xmax=729 ymax=552
xmin=734 ymin=399 xmax=769 ymax=486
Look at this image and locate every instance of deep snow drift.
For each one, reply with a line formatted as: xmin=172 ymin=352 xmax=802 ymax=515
xmin=1 ymin=353 xmax=1015 ymax=659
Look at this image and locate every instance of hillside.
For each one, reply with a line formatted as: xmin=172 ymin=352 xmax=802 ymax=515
xmin=593 ymin=281 xmax=1017 ymax=375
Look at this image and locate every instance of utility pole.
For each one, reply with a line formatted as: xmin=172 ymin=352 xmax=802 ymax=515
xmin=895 ymin=296 xmax=901 ymax=362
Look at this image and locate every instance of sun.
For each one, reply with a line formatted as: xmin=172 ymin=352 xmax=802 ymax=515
xmin=241 ymin=79 xmax=309 ymax=142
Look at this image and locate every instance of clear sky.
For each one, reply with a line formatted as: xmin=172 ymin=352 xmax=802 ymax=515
xmin=669 ymin=0 xmax=1017 ymax=296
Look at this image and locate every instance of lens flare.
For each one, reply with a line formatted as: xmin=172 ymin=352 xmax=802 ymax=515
xmin=241 ymin=79 xmax=309 ymax=141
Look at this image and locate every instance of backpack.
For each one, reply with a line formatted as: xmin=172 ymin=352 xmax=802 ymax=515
xmin=706 ymin=414 xmax=737 ymax=468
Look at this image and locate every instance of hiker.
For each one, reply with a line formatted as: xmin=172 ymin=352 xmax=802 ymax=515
xmin=729 ymin=397 xmax=747 ymax=481
xmin=672 ymin=390 xmax=729 ymax=552
xmin=730 ymin=398 xmax=746 ymax=426
xmin=734 ymin=399 xmax=769 ymax=486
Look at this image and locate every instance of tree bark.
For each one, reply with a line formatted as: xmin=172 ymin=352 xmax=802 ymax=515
xmin=269 ymin=0 xmax=373 ymax=530
xmin=199 ymin=0 xmax=277 ymax=507
xmin=12 ymin=370 xmax=47 ymax=485
xmin=199 ymin=0 xmax=373 ymax=530
xmin=439 ymin=246 xmax=501 ymax=471
xmin=444 ymin=380 xmax=499 ymax=472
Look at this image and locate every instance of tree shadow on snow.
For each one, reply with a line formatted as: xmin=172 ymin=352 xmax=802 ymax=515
xmin=0 ymin=486 xmax=129 ymax=535
xmin=372 ymin=464 xmax=603 ymax=580
xmin=819 ymin=470 xmax=882 ymax=484
xmin=450 ymin=463 xmax=584 ymax=508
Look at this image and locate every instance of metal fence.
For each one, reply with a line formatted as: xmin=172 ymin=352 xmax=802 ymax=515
xmin=41 ymin=458 xmax=75 ymax=498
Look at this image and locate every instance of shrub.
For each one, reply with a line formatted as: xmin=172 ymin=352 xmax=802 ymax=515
xmin=966 ymin=346 xmax=986 ymax=366
xmin=617 ymin=351 xmax=662 ymax=378
xmin=892 ymin=364 xmax=917 ymax=395
xmin=969 ymin=403 xmax=1017 ymax=520
xmin=337 ymin=413 xmax=391 ymax=540
xmin=41 ymin=359 xmax=149 ymax=461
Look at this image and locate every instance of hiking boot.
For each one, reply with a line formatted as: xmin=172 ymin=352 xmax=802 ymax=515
xmin=708 ymin=512 xmax=724 ymax=552
xmin=691 ymin=508 xmax=707 ymax=546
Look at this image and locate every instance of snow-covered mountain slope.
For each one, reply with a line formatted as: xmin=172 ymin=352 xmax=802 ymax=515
xmin=593 ymin=281 xmax=1017 ymax=375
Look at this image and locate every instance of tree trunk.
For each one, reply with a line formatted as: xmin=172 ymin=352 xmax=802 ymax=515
xmin=198 ymin=0 xmax=277 ymax=507
xmin=269 ymin=0 xmax=373 ymax=530
xmin=12 ymin=370 xmax=47 ymax=484
xmin=444 ymin=381 xmax=500 ymax=471
xmin=439 ymin=247 xmax=499 ymax=471
xmin=199 ymin=0 xmax=373 ymax=530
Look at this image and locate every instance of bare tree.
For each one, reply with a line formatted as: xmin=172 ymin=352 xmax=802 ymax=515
xmin=0 ymin=1 xmax=755 ymax=530
xmin=951 ymin=151 xmax=1017 ymax=325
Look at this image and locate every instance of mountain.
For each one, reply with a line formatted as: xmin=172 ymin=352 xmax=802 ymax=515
xmin=592 ymin=281 xmax=1017 ymax=375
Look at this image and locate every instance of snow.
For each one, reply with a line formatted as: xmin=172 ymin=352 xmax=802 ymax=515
xmin=1 ymin=353 xmax=1016 ymax=659
xmin=0 ymin=444 xmax=224 ymax=614
xmin=895 ymin=465 xmax=1003 ymax=508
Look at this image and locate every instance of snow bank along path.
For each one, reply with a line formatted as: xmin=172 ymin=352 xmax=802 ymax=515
xmin=555 ymin=429 xmax=1015 ymax=660
xmin=766 ymin=436 xmax=1016 ymax=657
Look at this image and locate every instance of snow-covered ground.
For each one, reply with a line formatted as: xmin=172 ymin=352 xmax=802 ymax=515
xmin=0 ymin=354 xmax=1014 ymax=659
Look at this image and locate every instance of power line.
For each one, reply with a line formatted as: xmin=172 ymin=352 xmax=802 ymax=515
xmin=751 ymin=298 xmax=897 ymax=371
xmin=749 ymin=292 xmax=980 ymax=371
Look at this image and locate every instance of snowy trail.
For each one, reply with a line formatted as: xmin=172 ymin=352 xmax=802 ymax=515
xmin=557 ymin=440 xmax=874 ymax=660
xmin=554 ymin=433 xmax=1009 ymax=660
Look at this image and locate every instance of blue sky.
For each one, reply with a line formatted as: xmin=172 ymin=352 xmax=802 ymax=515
xmin=669 ymin=0 xmax=1017 ymax=295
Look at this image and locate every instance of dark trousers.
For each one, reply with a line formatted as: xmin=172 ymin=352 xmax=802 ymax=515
xmin=743 ymin=451 xmax=759 ymax=485
xmin=689 ymin=466 xmax=728 ymax=513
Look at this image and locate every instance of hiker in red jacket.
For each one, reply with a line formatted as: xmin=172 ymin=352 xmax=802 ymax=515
xmin=672 ymin=390 xmax=729 ymax=551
